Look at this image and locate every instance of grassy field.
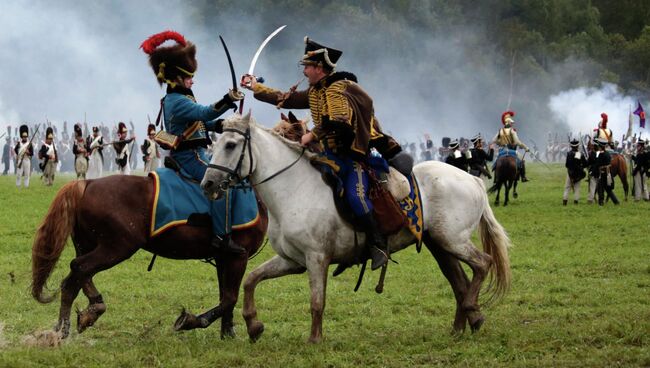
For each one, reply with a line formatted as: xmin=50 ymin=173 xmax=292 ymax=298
xmin=0 ymin=164 xmax=648 ymax=367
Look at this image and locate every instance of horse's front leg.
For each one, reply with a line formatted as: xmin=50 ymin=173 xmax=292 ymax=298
xmin=305 ymin=252 xmax=330 ymax=343
xmin=242 ymin=255 xmax=306 ymax=342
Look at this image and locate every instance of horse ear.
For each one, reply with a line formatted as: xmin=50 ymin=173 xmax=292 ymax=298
xmin=288 ymin=111 xmax=298 ymax=124
xmin=243 ymin=110 xmax=252 ymax=124
xmin=280 ymin=113 xmax=288 ymax=122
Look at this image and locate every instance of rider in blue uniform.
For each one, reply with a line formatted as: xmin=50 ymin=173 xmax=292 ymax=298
xmin=141 ymin=30 xmax=246 ymax=253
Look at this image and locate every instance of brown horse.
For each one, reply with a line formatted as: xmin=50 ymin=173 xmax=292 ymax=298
xmin=31 ymin=175 xmax=268 ymax=339
xmin=609 ymin=153 xmax=629 ymax=201
xmin=488 ymin=154 xmax=518 ymax=206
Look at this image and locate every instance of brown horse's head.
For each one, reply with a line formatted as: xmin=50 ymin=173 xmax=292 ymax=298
xmin=272 ymin=112 xmax=307 ymax=142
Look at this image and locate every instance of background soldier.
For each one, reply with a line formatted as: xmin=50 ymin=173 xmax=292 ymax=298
xmin=563 ymin=138 xmax=587 ymax=205
xmin=589 ymin=138 xmax=619 ymax=205
xmin=445 ymin=139 xmax=469 ymax=172
xmin=38 ymin=127 xmax=58 ymax=186
xmin=631 ymin=139 xmax=649 ymax=201
xmin=141 ymin=123 xmax=160 ymax=173
xmin=14 ymin=124 xmax=34 ymax=188
xmin=468 ymin=134 xmax=494 ymax=179
xmin=87 ymin=126 xmax=104 ymax=179
xmin=72 ymin=124 xmax=89 ymax=179
xmin=113 ymin=122 xmax=134 ymax=175
xmin=2 ymin=135 xmax=11 ymax=175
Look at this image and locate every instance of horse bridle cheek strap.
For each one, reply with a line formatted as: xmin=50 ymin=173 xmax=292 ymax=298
xmin=207 ymin=127 xmax=253 ymax=189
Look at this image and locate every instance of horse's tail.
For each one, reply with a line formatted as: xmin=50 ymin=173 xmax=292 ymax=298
xmin=31 ymin=180 xmax=87 ymax=304
xmin=478 ymin=191 xmax=512 ymax=304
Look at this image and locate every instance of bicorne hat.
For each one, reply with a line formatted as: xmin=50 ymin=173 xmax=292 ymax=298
xmin=300 ymin=37 xmax=342 ymax=70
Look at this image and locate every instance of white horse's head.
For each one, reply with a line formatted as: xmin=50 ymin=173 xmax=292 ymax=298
xmin=201 ymin=111 xmax=255 ymax=199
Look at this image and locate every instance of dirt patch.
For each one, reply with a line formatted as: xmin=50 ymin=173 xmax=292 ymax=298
xmin=22 ymin=329 xmax=63 ymax=348
xmin=0 ymin=322 xmax=8 ymax=348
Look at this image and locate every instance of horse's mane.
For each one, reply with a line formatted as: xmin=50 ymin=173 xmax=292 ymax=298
xmin=221 ymin=113 xmax=318 ymax=158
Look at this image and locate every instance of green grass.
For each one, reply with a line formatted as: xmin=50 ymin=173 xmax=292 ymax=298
xmin=0 ymin=165 xmax=648 ymax=367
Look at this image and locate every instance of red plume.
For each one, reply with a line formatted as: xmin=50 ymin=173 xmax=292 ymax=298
xmin=140 ymin=30 xmax=187 ymax=54
xmin=600 ymin=113 xmax=608 ymax=123
xmin=501 ymin=110 xmax=515 ymax=124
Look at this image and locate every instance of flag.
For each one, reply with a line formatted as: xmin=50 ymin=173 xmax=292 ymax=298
xmin=626 ymin=110 xmax=633 ymax=139
xmin=633 ymin=101 xmax=646 ymax=128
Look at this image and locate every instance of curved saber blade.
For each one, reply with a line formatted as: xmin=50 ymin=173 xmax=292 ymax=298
xmin=219 ymin=35 xmax=237 ymax=92
xmin=248 ymin=25 xmax=286 ymax=75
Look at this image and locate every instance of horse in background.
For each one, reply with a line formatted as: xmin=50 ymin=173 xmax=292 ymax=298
xmin=31 ymin=175 xmax=268 ymax=339
xmin=488 ymin=154 xmax=518 ymax=206
xmin=201 ymin=113 xmax=512 ymax=343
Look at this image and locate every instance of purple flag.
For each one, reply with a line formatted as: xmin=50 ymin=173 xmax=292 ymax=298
xmin=633 ymin=101 xmax=646 ymax=128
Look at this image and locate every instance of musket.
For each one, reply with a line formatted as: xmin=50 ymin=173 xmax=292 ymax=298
xmin=0 ymin=132 xmax=5 ymax=140
xmin=218 ymin=35 xmax=240 ymax=114
xmin=100 ymin=138 xmax=134 ymax=147
xmin=17 ymin=124 xmax=40 ymax=169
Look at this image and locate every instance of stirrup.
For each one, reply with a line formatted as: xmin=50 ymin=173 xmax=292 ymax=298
xmin=370 ymin=246 xmax=388 ymax=271
xmin=211 ymin=236 xmax=246 ymax=254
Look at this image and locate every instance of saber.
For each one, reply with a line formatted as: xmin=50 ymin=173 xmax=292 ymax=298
xmin=218 ymin=35 xmax=239 ymax=113
xmin=248 ymin=25 xmax=286 ymax=77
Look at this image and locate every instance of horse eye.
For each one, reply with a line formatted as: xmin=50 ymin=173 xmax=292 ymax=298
xmin=225 ymin=142 xmax=237 ymax=150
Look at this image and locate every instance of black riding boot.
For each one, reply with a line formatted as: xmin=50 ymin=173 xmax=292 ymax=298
xmin=211 ymin=234 xmax=246 ymax=254
xmin=358 ymin=213 xmax=389 ymax=270
xmin=520 ymin=162 xmax=529 ymax=182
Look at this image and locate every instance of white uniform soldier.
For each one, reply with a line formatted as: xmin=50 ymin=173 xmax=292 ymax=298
xmin=14 ymin=124 xmax=34 ymax=188
xmin=87 ymin=126 xmax=104 ymax=179
xmin=631 ymin=139 xmax=649 ymax=201
xmin=72 ymin=124 xmax=88 ymax=179
xmin=142 ymin=123 xmax=160 ymax=173
xmin=38 ymin=127 xmax=58 ymax=186
xmin=113 ymin=122 xmax=135 ymax=175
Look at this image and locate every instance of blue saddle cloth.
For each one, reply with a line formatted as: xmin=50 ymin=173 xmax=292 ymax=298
xmin=494 ymin=148 xmax=521 ymax=168
xmin=398 ymin=173 xmax=424 ymax=242
xmin=148 ymin=168 xmax=259 ymax=237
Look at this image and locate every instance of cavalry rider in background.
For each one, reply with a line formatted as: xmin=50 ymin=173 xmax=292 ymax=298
xmin=113 ymin=122 xmax=135 ymax=175
xmin=491 ymin=110 xmax=530 ymax=182
xmin=142 ymin=124 xmax=161 ymax=173
xmin=72 ymin=124 xmax=89 ymax=179
xmin=87 ymin=126 xmax=104 ymax=179
xmin=593 ymin=113 xmax=613 ymax=144
xmin=445 ymin=139 xmax=469 ymax=172
xmin=468 ymin=134 xmax=493 ymax=179
xmin=241 ymin=36 xmax=412 ymax=271
xmin=14 ymin=124 xmax=34 ymax=188
xmin=588 ymin=138 xmax=619 ymax=206
xmin=563 ymin=138 xmax=588 ymax=205
xmin=38 ymin=127 xmax=58 ymax=186
xmin=631 ymin=139 xmax=649 ymax=202
xmin=141 ymin=30 xmax=246 ymax=254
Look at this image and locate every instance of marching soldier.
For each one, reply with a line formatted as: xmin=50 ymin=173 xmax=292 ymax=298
xmin=241 ymin=36 xmax=410 ymax=271
xmin=14 ymin=125 xmax=34 ymax=188
xmin=491 ymin=111 xmax=530 ymax=182
xmin=72 ymin=124 xmax=89 ymax=179
xmin=445 ymin=139 xmax=469 ymax=172
xmin=2 ymin=134 xmax=11 ymax=175
xmin=631 ymin=139 xmax=649 ymax=201
xmin=141 ymin=30 xmax=248 ymax=253
xmin=563 ymin=139 xmax=588 ymax=205
xmin=468 ymin=134 xmax=493 ymax=179
xmin=38 ymin=127 xmax=58 ymax=186
xmin=87 ymin=126 xmax=104 ymax=179
xmin=588 ymin=138 xmax=619 ymax=205
xmin=141 ymin=124 xmax=160 ymax=173
xmin=113 ymin=122 xmax=135 ymax=175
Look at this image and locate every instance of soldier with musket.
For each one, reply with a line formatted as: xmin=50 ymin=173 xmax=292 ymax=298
xmin=72 ymin=124 xmax=89 ymax=179
xmin=631 ymin=139 xmax=649 ymax=201
xmin=563 ymin=138 xmax=587 ymax=205
xmin=445 ymin=139 xmax=469 ymax=172
xmin=588 ymin=138 xmax=619 ymax=205
xmin=141 ymin=123 xmax=160 ymax=173
xmin=241 ymin=37 xmax=412 ymax=271
xmin=141 ymin=30 xmax=249 ymax=253
xmin=468 ymin=134 xmax=493 ymax=179
xmin=38 ymin=127 xmax=58 ymax=186
xmin=14 ymin=124 xmax=34 ymax=188
xmin=113 ymin=122 xmax=134 ymax=175
xmin=87 ymin=126 xmax=104 ymax=179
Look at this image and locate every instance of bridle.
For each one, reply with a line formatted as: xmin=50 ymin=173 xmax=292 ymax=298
xmin=207 ymin=127 xmax=305 ymax=191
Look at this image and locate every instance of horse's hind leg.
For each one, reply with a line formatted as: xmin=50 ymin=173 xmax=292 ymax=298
xmin=503 ymin=182 xmax=511 ymax=206
xmin=494 ymin=183 xmax=501 ymax=206
xmin=242 ymin=255 xmax=306 ymax=342
xmin=423 ymin=232 xmax=474 ymax=333
xmin=513 ymin=179 xmax=518 ymax=199
xmin=76 ymin=279 xmax=107 ymax=333
xmin=621 ymin=174 xmax=629 ymax=201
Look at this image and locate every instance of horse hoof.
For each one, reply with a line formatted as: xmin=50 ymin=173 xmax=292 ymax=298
xmin=221 ymin=326 xmax=236 ymax=340
xmin=513 ymin=192 xmax=518 ymax=199
xmin=247 ymin=321 xmax=265 ymax=342
xmin=77 ymin=304 xmax=106 ymax=333
xmin=307 ymin=335 xmax=322 ymax=344
xmin=469 ymin=315 xmax=485 ymax=333
xmin=173 ymin=309 xmax=206 ymax=331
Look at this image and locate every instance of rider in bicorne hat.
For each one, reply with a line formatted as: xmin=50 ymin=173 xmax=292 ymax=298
xmin=141 ymin=30 xmax=246 ymax=253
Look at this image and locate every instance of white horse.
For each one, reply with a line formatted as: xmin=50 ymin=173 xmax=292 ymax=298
xmin=201 ymin=113 xmax=512 ymax=343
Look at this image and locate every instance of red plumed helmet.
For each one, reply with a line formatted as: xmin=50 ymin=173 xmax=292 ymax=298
xmin=600 ymin=113 xmax=608 ymax=128
xmin=501 ymin=110 xmax=515 ymax=125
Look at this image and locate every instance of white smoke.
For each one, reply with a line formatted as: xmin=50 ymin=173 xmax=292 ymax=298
xmin=548 ymin=83 xmax=646 ymax=141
